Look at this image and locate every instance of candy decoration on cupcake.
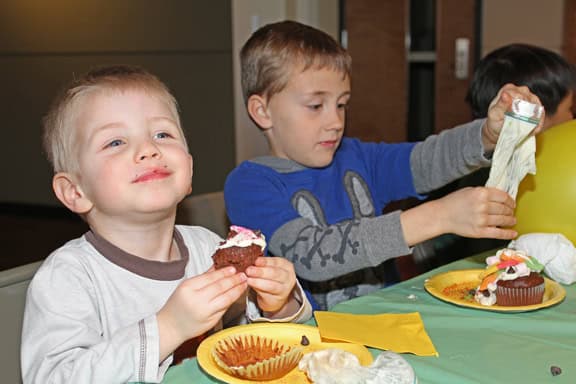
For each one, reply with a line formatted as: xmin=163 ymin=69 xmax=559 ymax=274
xmin=474 ymin=248 xmax=545 ymax=306
xmin=217 ymin=225 xmax=266 ymax=250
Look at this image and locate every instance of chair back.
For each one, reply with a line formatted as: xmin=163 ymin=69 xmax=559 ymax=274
xmin=0 ymin=261 xmax=42 ymax=384
xmin=176 ymin=191 xmax=229 ymax=238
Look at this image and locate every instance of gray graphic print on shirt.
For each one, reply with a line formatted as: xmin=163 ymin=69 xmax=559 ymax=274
xmin=271 ymin=170 xmax=395 ymax=309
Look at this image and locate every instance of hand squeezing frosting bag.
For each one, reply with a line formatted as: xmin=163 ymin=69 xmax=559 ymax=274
xmin=485 ymin=98 xmax=544 ymax=199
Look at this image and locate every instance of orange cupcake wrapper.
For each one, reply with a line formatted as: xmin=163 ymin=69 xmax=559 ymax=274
xmin=211 ymin=334 xmax=303 ymax=381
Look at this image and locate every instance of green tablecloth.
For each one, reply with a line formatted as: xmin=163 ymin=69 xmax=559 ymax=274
xmin=163 ymin=251 xmax=576 ymax=383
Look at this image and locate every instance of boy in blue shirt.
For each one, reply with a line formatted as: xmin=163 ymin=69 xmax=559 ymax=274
xmin=224 ymin=21 xmax=543 ymax=310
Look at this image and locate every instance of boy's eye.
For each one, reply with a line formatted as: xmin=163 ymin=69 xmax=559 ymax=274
xmin=308 ymin=104 xmax=322 ymax=111
xmin=105 ymin=139 xmax=124 ymax=148
xmin=154 ymin=131 xmax=173 ymax=139
xmin=337 ymin=102 xmax=348 ymax=110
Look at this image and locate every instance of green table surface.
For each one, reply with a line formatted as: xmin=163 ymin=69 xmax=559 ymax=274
xmin=163 ymin=251 xmax=576 ymax=383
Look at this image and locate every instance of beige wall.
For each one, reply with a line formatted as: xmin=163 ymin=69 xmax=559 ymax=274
xmin=1 ymin=0 xmax=340 ymax=206
xmin=482 ymin=0 xmax=565 ymax=55
xmin=1 ymin=1 xmax=234 ymax=206
xmin=3 ymin=0 xmax=565 ymax=206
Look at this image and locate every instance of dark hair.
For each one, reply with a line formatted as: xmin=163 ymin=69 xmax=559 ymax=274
xmin=466 ymin=44 xmax=576 ymax=118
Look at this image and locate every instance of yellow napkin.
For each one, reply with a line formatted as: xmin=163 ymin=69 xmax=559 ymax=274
xmin=314 ymin=311 xmax=438 ymax=357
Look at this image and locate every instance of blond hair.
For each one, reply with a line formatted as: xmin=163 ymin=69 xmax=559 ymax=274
xmin=240 ymin=20 xmax=351 ymax=104
xmin=43 ymin=64 xmax=183 ymax=173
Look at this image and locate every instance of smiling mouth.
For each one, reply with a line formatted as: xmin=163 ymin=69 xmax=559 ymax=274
xmin=133 ymin=169 xmax=171 ymax=183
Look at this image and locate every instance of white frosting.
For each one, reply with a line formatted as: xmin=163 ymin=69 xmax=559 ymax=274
xmin=299 ymin=349 xmax=417 ymax=384
xmin=474 ymin=289 xmax=497 ymax=306
xmin=498 ymin=263 xmax=530 ymax=281
xmin=475 ymin=248 xmax=536 ymax=306
xmin=217 ymin=225 xmax=266 ymax=250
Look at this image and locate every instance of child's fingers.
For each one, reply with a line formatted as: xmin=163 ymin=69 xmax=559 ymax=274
xmin=493 ymin=84 xmax=542 ymax=111
xmin=486 ymin=202 xmax=515 ymax=218
xmin=250 ymin=257 xmax=294 ymax=275
xmin=191 ymin=274 xmax=248 ymax=318
xmin=483 ymin=187 xmax=516 ymax=208
xmin=245 ymin=265 xmax=293 ymax=287
xmin=499 ymin=84 xmax=532 ymax=101
xmin=484 ymin=212 xmax=517 ymax=228
xmin=188 ymin=266 xmax=238 ymax=290
xmin=247 ymin=275 xmax=295 ymax=302
xmin=203 ymin=273 xmax=247 ymax=298
xmin=246 ymin=257 xmax=296 ymax=297
xmin=479 ymin=226 xmax=518 ymax=240
xmin=246 ymin=268 xmax=289 ymax=292
xmin=181 ymin=269 xmax=247 ymax=308
xmin=246 ymin=275 xmax=286 ymax=294
xmin=206 ymin=279 xmax=248 ymax=311
xmin=252 ymin=256 xmax=284 ymax=267
xmin=159 ymin=272 xmax=248 ymax=340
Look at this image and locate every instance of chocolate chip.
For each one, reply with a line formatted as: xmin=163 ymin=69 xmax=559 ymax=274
xmin=506 ymin=266 xmax=516 ymax=274
xmin=482 ymin=289 xmax=491 ymax=297
xmin=550 ymin=366 xmax=562 ymax=376
xmin=300 ymin=335 xmax=310 ymax=346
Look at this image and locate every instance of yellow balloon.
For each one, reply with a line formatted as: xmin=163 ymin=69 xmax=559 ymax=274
xmin=514 ymin=119 xmax=576 ymax=244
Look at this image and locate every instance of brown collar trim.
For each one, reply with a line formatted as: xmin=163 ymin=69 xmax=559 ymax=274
xmin=85 ymin=229 xmax=189 ymax=280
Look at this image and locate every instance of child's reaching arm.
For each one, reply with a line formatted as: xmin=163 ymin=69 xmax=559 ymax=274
xmin=226 ymin=119 xmax=498 ymax=283
xmin=411 ymin=84 xmax=543 ymax=194
xmin=225 ymin=120 xmax=488 ymax=283
xmin=400 ymin=186 xmax=517 ymax=246
xmin=403 ymin=83 xmax=543 ymax=246
xmin=226 ymin=84 xmax=542 ymax=284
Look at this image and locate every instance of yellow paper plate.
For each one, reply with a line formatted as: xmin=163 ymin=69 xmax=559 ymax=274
xmin=424 ymin=269 xmax=566 ymax=312
xmin=197 ymin=323 xmax=373 ymax=383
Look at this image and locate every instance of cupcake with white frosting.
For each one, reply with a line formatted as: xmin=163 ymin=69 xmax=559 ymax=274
xmin=475 ymin=248 xmax=545 ymax=306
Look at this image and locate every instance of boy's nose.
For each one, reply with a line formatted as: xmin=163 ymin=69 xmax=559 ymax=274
xmin=136 ymin=141 xmax=161 ymax=161
xmin=327 ymin=109 xmax=345 ymax=131
xmin=139 ymin=152 xmax=159 ymax=161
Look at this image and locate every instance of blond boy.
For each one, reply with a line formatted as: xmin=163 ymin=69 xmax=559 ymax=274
xmin=224 ymin=21 xmax=543 ymax=309
xmin=21 ymin=65 xmax=311 ymax=383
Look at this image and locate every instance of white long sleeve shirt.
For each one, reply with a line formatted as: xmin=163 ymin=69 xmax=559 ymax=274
xmin=21 ymin=225 xmax=312 ymax=383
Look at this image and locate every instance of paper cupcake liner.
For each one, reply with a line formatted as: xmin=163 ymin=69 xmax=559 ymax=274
xmin=212 ymin=334 xmax=303 ymax=381
xmin=496 ymin=282 xmax=545 ymax=306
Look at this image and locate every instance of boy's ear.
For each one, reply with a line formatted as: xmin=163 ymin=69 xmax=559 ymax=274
xmin=247 ymin=94 xmax=273 ymax=130
xmin=186 ymin=154 xmax=193 ymax=195
xmin=52 ymin=173 xmax=93 ymax=214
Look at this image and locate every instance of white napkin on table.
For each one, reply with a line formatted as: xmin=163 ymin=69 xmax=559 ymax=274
xmin=299 ymin=349 xmax=416 ymax=384
xmin=509 ymin=233 xmax=576 ymax=284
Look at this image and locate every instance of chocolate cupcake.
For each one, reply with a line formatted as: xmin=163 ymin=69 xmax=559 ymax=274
xmin=496 ymin=271 xmax=545 ymax=306
xmin=212 ymin=334 xmax=303 ymax=380
xmin=475 ymin=248 xmax=545 ymax=307
xmin=212 ymin=226 xmax=266 ymax=273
